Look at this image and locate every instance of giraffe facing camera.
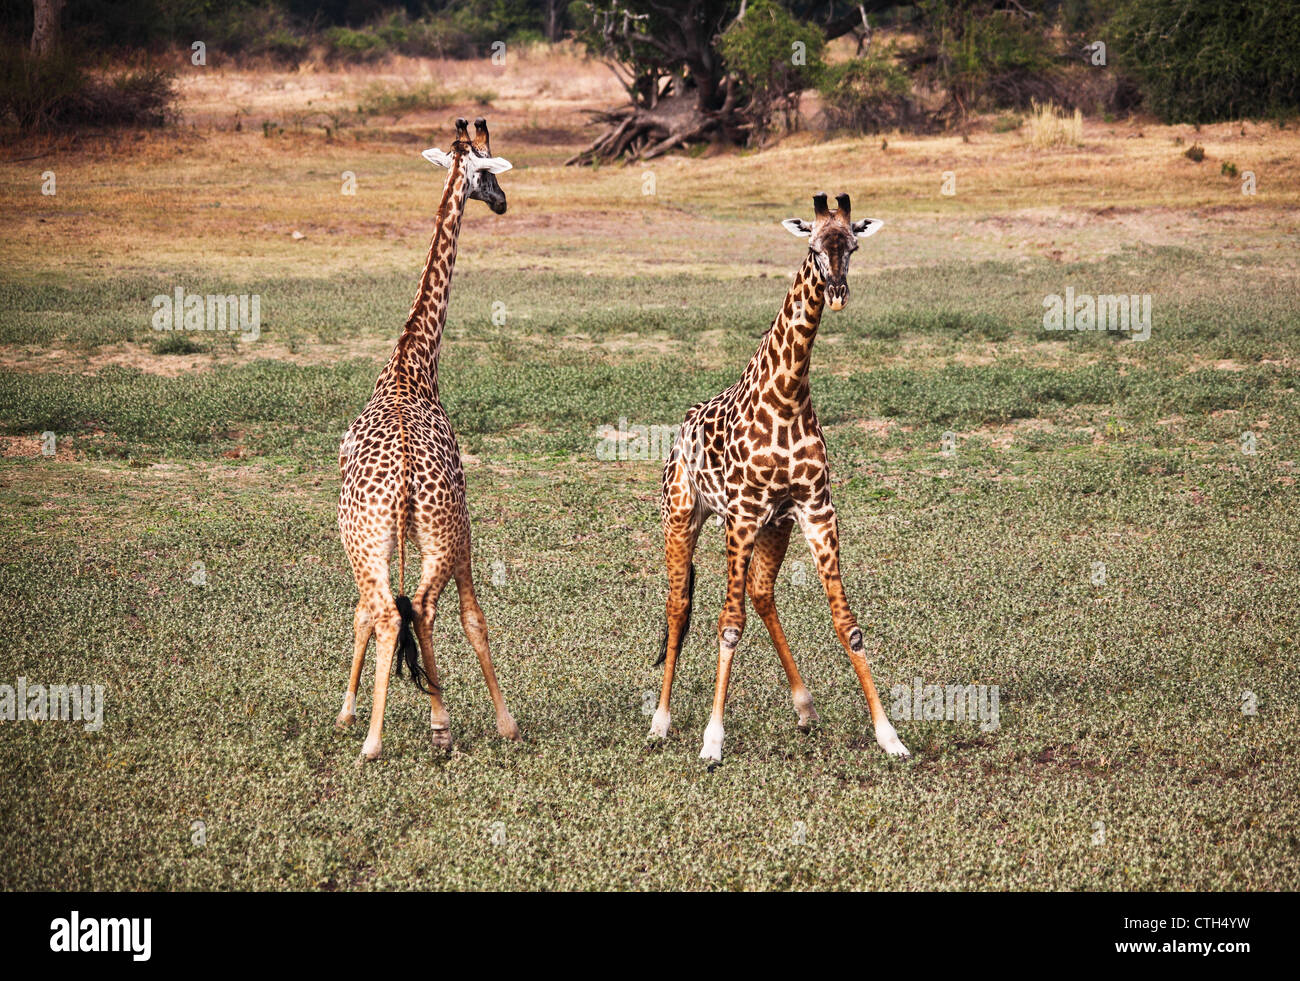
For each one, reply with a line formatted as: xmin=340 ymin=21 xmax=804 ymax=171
xmin=779 ymin=192 xmax=883 ymax=311
xmin=650 ymin=191 xmax=908 ymax=764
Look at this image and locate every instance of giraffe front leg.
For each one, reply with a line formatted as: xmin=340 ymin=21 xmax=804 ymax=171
xmin=700 ymin=517 xmax=759 ymax=763
xmin=796 ymin=501 xmax=909 ymax=758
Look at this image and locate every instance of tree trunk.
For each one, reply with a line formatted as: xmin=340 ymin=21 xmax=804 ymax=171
xmin=31 ymin=0 xmax=65 ymax=57
xmin=545 ymin=0 xmax=560 ymax=44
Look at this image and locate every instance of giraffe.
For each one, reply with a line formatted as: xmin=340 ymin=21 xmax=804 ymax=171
xmin=648 ymin=191 xmax=910 ymax=764
xmin=336 ymin=117 xmax=519 ymax=762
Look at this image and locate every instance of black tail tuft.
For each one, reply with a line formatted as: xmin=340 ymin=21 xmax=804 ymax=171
xmin=654 ymin=562 xmax=696 ymax=667
xmin=394 ymin=595 xmax=432 ymax=693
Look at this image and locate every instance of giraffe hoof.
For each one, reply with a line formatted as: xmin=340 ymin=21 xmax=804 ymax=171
xmin=360 ymin=736 xmax=382 ymax=761
xmin=792 ymin=689 xmax=818 ymax=729
xmin=336 ymin=693 xmax=357 ymax=729
xmin=430 ymin=725 xmax=453 ymax=751
xmin=496 ymin=713 xmax=521 ymax=741
xmin=699 ymin=720 xmax=724 ymax=762
xmin=875 ymin=720 xmax=910 ymax=758
xmin=647 ymin=707 xmax=670 ymax=740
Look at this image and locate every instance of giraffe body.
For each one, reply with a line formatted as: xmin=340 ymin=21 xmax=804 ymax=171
xmin=651 ymin=192 xmax=909 ymax=764
xmin=336 ymin=118 xmax=518 ymax=762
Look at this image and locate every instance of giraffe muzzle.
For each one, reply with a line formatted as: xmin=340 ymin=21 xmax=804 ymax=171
xmin=826 ymin=283 xmax=849 ymax=310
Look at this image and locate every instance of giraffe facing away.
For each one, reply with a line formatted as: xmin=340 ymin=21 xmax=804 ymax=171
xmin=337 ymin=117 xmax=519 ymax=762
xmin=649 ymin=191 xmax=910 ymax=764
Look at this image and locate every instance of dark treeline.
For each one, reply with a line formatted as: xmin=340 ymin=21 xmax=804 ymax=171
xmin=3 ymin=1 xmax=1298 ymax=141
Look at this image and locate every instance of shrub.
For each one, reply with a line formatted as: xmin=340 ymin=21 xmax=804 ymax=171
xmin=818 ymin=54 xmax=922 ymax=134
xmin=718 ymin=0 xmax=826 ymax=133
xmin=0 ymin=44 xmax=176 ymax=133
xmin=202 ymin=4 xmax=309 ymax=64
xmin=917 ymin=0 xmax=1066 ymax=117
xmin=0 ymin=44 xmax=85 ymax=132
xmin=324 ymin=26 xmax=388 ymax=63
xmin=1108 ymin=0 xmax=1300 ymax=123
xmin=355 ymin=82 xmax=453 ymax=121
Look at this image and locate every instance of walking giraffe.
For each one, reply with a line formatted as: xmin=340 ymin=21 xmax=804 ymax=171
xmin=337 ymin=117 xmax=519 ymax=762
xmin=648 ymin=191 xmax=910 ymax=763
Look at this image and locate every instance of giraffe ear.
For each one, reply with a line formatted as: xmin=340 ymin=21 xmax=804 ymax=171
xmin=421 ymin=147 xmax=453 ymax=169
xmin=782 ymin=218 xmax=812 ymax=237
xmin=471 ymin=155 xmax=512 ymax=175
xmin=852 ymin=218 xmax=884 ymax=238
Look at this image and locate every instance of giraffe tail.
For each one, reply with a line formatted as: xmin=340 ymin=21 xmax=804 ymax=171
xmin=393 ymin=595 xmax=433 ymax=693
xmin=654 ymin=562 xmax=695 ymax=667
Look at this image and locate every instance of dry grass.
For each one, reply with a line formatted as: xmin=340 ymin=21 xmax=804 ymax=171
xmin=1025 ymin=100 xmax=1083 ymax=149
xmin=2 ymin=56 xmax=1299 ymax=893
xmin=0 ymin=56 xmax=1297 ymax=291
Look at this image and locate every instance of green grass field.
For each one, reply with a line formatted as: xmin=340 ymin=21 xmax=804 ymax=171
xmin=1 ymin=67 xmax=1298 ymax=888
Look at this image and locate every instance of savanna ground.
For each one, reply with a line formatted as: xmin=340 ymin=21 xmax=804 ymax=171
xmin=1 ymin=46 xmax=1297 ymax=890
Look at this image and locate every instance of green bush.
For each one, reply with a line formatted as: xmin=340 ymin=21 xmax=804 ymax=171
xmin=918 ymin=0 xmax=1064 ymax=115
xmin=355 ymin=82 xmax=454 ymax=121
xmin=324 ymin=26 xmax=389 ymax=63
xmin=718 ymin=0 xmax=826 ymax=132
xmin=819 ymin=54 xmax=922 ymax=134
xmin=1108 ymin=0 xmax=1300 ymax=122
xmin=383 ymin=11 xmax=477 ymax=60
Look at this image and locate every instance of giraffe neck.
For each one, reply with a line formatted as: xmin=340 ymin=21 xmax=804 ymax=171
xmin=743 ymin=251 xmax=826 ymax=411
xmin=400 ymin=151 xmax=471 ymax=367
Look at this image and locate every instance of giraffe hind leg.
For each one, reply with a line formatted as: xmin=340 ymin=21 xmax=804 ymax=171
xmin=746 ymin=520 xmax=818 ymax=729
xmin=655 ymin=562 xmax=695 ymax=667
xmin=649 ymin=462 xmax=704 ymax=742
xmin=453 ymin=556 xmax=520 ymax=740
xmin=355 ymin=561 xmax=402 ymax=763
xmin=336 ymin=599 xmax=372 ymax=728
xmin=412 ymin=556 xmax=454 ymax=750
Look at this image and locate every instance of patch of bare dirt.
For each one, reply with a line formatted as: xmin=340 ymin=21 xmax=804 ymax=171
xmin=1 ymin=434 xmax=78 ymax=460
xmin=0 ymin=337 xmax=398 ymax=376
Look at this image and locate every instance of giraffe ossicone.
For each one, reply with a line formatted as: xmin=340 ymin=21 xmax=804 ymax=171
xmin=650 ymin=190 xmax=909 ymax=765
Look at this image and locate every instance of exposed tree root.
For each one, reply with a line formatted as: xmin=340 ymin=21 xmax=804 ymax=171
xmin=565 ymin=90 xmax=746 ymax=166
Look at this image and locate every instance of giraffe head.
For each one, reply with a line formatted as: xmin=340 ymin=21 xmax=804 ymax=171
xmin=421 ymin=117 xmax=512 ymax=214
xmin=782 ymin=192 xmax=882 ymax=310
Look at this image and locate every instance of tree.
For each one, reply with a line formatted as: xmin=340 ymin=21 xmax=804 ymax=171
xmin=31 ymin=0 xmax=65 ymax=56
xmin=1109 ymin=0 xmax=1300 ymax=122
xmin=567 ymin=0 xmax=899 ymax=164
